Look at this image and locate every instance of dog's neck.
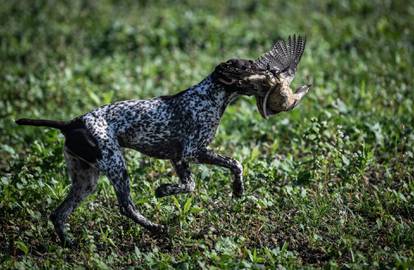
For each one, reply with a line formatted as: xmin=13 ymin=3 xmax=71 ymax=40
xmin=187 ymin=75 xmax=240 ymax=116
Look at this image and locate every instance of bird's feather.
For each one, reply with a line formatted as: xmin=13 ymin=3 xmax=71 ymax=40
xmin=255 ymin=35 xmax=306 ymax=84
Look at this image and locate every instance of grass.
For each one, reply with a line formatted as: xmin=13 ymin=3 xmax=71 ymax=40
xmin=1 ymin=0 xmax=413 ymax=269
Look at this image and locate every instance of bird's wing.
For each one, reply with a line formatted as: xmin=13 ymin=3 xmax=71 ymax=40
xmin=255 ymin=35 xmax=306 ymax=84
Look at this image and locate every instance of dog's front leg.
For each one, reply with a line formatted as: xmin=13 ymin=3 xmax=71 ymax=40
xmin=196 ymin=149 xmax=244 ymax=198
xmin=155 ymin=160 xmax=195 ymax=198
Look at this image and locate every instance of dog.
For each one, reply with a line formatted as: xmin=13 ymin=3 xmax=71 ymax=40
xmin=16 ymin=35 xmax=309 ymax=246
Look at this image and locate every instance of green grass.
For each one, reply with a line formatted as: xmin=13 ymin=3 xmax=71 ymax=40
xmin=1 ymin=0 xmax=413 ymax=269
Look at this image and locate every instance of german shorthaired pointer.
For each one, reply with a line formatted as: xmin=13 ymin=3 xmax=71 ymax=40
xmin=16 ymin=35 xmax=308 ymax=245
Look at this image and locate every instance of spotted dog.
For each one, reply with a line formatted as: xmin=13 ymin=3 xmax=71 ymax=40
xmin=16 ymin=35 xmax=308 ymax=246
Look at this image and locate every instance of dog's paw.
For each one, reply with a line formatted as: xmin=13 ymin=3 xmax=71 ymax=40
xmin=155 ymin=184 xmax=173 ymax=198
xmin=148 ymin=224 xmax=169 ymax=236
xmin=61 ymin=237 xmax=78 ymax=249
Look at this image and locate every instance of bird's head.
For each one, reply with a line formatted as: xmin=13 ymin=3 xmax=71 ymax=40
xmin=212 ymin=35 xmax=310 ymax=118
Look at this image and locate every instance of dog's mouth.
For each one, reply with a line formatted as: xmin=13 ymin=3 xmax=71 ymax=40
xmin=255 ymin=87 xmax=276 ymax=119
xmin=256 ymin=92 xmax=268 ymax=119
xmin=242 ymin=73 xmax=277 ymax=119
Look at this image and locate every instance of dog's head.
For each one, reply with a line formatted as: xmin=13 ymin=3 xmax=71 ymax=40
xmin=212 ymin=58 xmax=277 ymax=110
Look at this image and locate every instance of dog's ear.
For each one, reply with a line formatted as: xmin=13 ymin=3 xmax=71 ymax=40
xmin=212 ymin=59 xmax=264 ymax=87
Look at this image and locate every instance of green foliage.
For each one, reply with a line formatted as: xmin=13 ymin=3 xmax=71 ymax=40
xmin=1 ymin=0 xmax=413 ymax=268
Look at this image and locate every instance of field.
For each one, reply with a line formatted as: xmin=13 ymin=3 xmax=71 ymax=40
xmin=1 ymin=1 xmax=413 ymax=269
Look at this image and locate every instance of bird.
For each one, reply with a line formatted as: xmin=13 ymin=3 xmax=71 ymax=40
xmin=254 ymin=34 xmax=311 ymax=118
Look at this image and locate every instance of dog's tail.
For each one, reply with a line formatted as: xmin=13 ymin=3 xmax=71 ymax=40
xmin=15 ymin=118 xmax=68 ymax=130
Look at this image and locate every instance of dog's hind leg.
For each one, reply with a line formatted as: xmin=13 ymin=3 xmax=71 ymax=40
xmin=50 ymin=151 xmax=99 ymax=246
xmin=97 ymin=147 xmax=163 ymax=233
xmin=155 ymin=160 xmax=195 ymax=197
xmin=196 ymin=149 xmax=244 ymax=198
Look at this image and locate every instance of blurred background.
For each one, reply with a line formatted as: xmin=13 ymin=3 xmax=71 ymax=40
xmin=0 ymin=1 xmax=413 ymax=268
